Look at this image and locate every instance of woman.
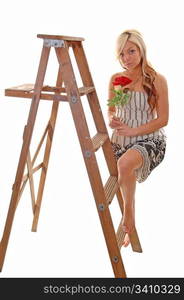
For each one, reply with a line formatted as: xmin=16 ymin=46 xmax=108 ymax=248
xmin=108 ymin=29 xmax=169 ymax=247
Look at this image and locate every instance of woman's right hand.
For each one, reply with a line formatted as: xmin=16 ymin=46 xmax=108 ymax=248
xmin=108 ymin=115 xmax=122 ymax=129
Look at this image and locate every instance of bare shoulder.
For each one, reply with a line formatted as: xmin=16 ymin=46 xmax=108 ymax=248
xmin=154 ymin=72 xmax=168 ymax=91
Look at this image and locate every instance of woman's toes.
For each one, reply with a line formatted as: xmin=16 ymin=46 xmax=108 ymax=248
xmin=122 ymin=233 xmax=130 ymax=247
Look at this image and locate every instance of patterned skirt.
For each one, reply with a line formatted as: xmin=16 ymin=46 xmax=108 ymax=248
xmin=111 ymin=138 xmax=166 ymax=183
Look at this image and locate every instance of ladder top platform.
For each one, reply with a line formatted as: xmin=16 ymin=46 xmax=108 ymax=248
xmin=37 ymin=34 xmax=85 ymax=42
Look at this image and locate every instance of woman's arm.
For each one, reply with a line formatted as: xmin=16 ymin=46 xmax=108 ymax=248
xmin=116 ymin=73 xmax=169 ymax=136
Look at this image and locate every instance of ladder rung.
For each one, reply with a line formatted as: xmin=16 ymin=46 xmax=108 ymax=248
xmin=42 ymin=85 xmax=64 ymax=93
xmin=92 ymin=133 xmax=108 ymax=151
xmin=104 ymin=175 xmax=119 ymax=204
xmin=42 ymin=85 xmax=95 ymax=96
xmin=116 ymin=218 xmax=143 ymax=253
xmin=79 ymin=86 xmax=95 ymax=95
xmin=116 ymin=218 xmax=126 ymax=249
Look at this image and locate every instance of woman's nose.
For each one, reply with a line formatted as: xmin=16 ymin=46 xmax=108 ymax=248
xmin=123 ymin=54 xmax=129 ymax=63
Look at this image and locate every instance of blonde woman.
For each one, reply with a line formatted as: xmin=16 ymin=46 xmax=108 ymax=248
xmin=108 ymin=30 xmax=169 ymax=247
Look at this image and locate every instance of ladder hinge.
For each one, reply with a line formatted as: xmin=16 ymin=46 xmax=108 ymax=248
xmin=71 ymin=95 xmax=78 ymax=103
xmin=44 ymin=39 xmax=65 ymax=48
xmin=98 ymin=203 xmax=105 ymax=211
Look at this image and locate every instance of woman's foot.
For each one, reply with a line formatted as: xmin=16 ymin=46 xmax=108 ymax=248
xmin=122 ymin=205 xmax=135 ymax=231
xmin=122 ymin=205 xmax=135 ymax=247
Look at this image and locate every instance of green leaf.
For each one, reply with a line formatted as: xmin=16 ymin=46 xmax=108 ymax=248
xmin=107 ymin=90 xmax=131 ymax=107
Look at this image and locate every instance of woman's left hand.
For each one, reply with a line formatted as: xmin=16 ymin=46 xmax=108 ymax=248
xmin=115 ymin=122 xmax=137 ymax=137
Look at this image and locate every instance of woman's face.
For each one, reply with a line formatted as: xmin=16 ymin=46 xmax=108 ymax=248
xmin=120 ymin=40 xmax=142 ymax=71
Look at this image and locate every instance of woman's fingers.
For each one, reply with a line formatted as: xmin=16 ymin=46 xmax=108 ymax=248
xmin=112 ymin=116 xmax=120 ymax=121
xmin=108 ymin=116 xmax=123 ymax=129
xmin=112 ymin=118 xmax=122 ymax=126
xmin=110 ymin=122 xmax=122 ymax=128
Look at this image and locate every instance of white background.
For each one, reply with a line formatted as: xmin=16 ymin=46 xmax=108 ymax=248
xmin=0 ymin=0 xmax=183 ymax=278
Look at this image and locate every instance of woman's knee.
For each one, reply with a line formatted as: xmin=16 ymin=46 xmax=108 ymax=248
xmin=117 ymin=150 xmax=143 ymax=184
xmin=117 ymin=159 xmax=133 ymax=184
xmin=117 ymin=149 xmax=143 ymax=173
xmin=117 ymin=154 xmax=136 ymax=174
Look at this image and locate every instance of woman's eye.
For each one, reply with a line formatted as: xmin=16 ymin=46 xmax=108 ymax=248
xmin=129 ymin=49 xmax=135 ymax=54
xmin=120 ymin=49 xmax=135 ymax=56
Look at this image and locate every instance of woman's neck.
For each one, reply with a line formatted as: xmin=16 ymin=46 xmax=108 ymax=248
xmin=125 ymin=65 xmax=142 ymax=80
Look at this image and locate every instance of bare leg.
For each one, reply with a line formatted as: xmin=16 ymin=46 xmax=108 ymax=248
xmin=120 ymin=174 xmax=136 ymax=247
xmin=117 ymin=149 xmax=143 ymax=247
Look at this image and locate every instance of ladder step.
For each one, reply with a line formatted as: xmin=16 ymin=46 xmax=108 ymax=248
xmin=5 ymin=84 xmax=95 ymax=100
xmin=78 ymin=86 xmax=95 ymax=95
xmin=116 ymin=219 xmax=126 ymax=249
xmin=42 ymin=85 xmax=95 ymax=95
xmin=42 ymin=85 xmax=95 ymax=96
xmin=104 ymin=175 xmax=119 ymax=204
xmin=116 ymin=218 xmax=143 ymax=253
xmin=91 ymin=133 xmax=108 ymax=151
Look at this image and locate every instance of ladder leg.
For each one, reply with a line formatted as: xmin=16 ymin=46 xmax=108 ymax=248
xmin=0 ymin=45 xmax=51 ymax=271
xmin=32 ymin=67 xmax=62 ymax=231
xmin=27 ymin=150 xmax=36 ymax=213
xmin=55 ymin=45 xmax=126 ymax=278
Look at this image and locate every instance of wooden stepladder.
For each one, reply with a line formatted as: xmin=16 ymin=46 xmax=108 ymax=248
xmin=0 ymin=34 xmax=142 ymax=277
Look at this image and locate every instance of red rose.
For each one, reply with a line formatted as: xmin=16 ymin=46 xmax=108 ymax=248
xmin=112 ymin=76 xmax=132 ymax=86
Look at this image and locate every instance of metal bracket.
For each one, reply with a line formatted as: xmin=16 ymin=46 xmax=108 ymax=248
xmin=44 ymin=39 xmax=65 ymax=48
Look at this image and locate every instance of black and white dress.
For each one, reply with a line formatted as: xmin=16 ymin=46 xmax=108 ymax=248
xmin=111 ymin=91 xmax=166 ymax=183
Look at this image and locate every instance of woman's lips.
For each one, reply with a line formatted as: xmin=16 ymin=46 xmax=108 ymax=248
xmin=125 ymin=63 xmax=132 ymax=67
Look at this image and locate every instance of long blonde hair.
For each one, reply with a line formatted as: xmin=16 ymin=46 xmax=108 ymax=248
xmin=116 ymin=29 xmax=157 ymax=111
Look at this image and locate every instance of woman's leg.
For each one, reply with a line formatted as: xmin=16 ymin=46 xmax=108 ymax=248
xmin=117 ymin=148 xmax=143 ymax=246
